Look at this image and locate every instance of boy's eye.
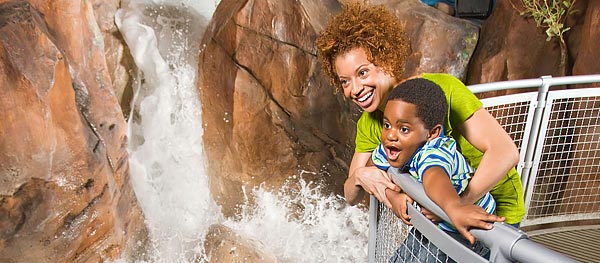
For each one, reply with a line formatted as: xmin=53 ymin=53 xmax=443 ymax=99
xmin=400 ymin=127 xmax=409 ymax=133
xmin=383 ymin=122 xmax=391 ymax=129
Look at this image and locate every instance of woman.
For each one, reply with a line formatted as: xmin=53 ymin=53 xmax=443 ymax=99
xmin=315 ymin=2 xmax=524 ymax=226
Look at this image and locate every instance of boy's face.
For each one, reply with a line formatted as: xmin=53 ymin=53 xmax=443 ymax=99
xmin=334 ymin=48 xmax=398 ymax=113
xmin=382 ymin=100 xmax=431 ymax=168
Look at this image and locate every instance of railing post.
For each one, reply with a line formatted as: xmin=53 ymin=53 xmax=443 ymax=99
xmin=520 ymin=76 xmax=551 ymax=207
xmin=367 ymin=195 xmax=378 ymax=263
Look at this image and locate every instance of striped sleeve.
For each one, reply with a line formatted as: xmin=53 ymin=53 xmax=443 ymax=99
xmin=371 ymin=143 xmax=390 ymax=171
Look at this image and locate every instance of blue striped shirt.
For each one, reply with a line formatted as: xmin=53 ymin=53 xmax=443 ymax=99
xmin=373 ymin=136 xmax=496 ymax=232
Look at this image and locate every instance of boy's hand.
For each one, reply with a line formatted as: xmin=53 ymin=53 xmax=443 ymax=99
xmin=446 ymin=203 xmax=505 ymax=244
xmin=386 ymin=189 xmax=413 ymax=225
xmin=420 ymin=207 xmax=442 ymax=223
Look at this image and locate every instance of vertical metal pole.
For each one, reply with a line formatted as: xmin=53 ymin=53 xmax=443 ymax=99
xmin=367 ymin=195 xmax=378 ymax=263
xmin=520 ymin=76 xmax=551 ymax=209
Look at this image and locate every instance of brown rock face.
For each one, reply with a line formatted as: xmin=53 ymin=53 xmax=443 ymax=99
xmin=374 ymin=0 xmax=480 ymax=80
xmin=0 ymin=1 xmax=144 ymax=262
xmin=198 ymin=0 xmax=480 ymax=217
xmin=203 ymin=224 xmax=278 ymax=263
xmin=572 ymin=0 xmax=600 ymax=77
xmin=468 ymin=0 xmax=600 ymax=87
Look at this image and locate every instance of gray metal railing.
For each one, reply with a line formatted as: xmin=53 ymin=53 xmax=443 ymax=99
xmin=389 ymin=169 xmax=578 ymax=263
xmin=368 ymin=74 xmax=600 ymax=262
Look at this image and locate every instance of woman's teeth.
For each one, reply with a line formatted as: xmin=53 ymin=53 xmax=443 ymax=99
xmin=357 ymin=91 xmax=373 ymax=102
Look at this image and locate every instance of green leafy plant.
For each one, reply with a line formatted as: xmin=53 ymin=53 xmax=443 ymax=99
xmin=510 ymin=0 xmax=578 ymax=75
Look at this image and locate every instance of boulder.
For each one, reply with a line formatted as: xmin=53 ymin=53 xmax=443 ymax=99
xmin=0 ymin=1 xmax=145 ymax=262
xmin=203 ymin=224 xmax=277 ymax=263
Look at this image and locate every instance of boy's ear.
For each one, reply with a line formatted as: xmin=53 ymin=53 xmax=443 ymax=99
xmin=427 ymin=124 xmax=443 ymax=140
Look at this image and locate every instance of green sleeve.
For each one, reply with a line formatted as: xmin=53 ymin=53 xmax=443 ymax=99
xmin=423 ymin=73 xmax=482 ymax=132
xmin=355 ymin=110 xmax=384 ymax=153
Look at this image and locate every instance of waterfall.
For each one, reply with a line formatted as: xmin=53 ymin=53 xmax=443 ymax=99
xmin=114 ymin=0 xmax=369 ymax=262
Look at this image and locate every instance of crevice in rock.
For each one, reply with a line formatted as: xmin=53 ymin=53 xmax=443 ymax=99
xmin=60 ymin=182 xmax=107 ymax=234
xmin=71 ymin=81 xmax=116 ymax=172
xmin=236 ymin=22 xmax=314 ymax=56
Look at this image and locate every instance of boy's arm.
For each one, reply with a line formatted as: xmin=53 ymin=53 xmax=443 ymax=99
xmin=422 ymin=166 xmax=504 ymax=244
xmin=386 ymin=188 xmax=414 ymax=225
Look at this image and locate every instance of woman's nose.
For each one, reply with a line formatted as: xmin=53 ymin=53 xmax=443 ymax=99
xmin=350 ymin=78 xmax=362 ymax=97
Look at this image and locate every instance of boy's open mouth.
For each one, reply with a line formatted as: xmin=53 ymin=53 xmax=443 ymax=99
xmin=385 ymin=145 xmax=401 ymax=160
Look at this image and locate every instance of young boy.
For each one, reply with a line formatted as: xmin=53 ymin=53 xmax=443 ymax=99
xmin=371 ymin=78 xmax=503 ymax=262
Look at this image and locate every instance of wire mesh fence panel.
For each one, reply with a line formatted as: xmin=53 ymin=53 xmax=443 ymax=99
xmin=374 ymin=201 xmax=410 ymax=262
xmin=373 ymin=201 xmax=480 ymax=263
xmin=480 ymin=92 xmax=538 ymax=177
xmin=524 ymin=88 xmax=600 ymax=226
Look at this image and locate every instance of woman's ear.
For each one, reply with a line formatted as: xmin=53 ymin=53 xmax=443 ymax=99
xmin=427 ymin=124 xmax=443 ymax=141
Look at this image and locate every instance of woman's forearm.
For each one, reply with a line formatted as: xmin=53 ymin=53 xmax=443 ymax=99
xmin=459 ymin=108 xmax=520 ymax=204
xmin=343 ymin=152 xmax=372 ymax=205
xmin=344 ymin=173 xmax=366 ymax=205
xmin=462 ymin=143 xmax=519 ymax=204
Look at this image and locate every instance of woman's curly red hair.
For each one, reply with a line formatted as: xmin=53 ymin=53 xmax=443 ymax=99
xmin=316 ymin=2 xmax=410 ymax=93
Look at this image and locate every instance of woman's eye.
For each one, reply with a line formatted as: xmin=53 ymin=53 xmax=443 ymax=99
xmin=339 ymin=79 xmax=348 ymax=87
xmin=359 ymin=69 xmax=368 ymax=77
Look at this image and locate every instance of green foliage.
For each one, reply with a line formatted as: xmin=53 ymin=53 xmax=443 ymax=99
xmin=514 ymin=0 xmax=577 ymax=41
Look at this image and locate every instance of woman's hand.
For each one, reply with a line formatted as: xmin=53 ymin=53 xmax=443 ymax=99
xmin=344 ymin=152 xmax=400 ymax=208
xmin=354 ymin=166 xmax=400 ymax=208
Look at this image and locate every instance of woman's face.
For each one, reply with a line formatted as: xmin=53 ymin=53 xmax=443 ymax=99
xmin=334 ymin=48 xmax=398 ymax=113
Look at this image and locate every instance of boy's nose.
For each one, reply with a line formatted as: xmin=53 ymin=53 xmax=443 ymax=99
xmin=385 ymin=130 xmax=398 ymax=141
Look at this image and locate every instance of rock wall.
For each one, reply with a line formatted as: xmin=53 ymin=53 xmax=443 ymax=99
xmin=0 ymin=1 xmax=144 ymax=262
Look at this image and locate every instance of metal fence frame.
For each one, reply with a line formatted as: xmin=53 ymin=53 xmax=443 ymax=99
xmin=368 ymin=74 xmax=600 ymax=262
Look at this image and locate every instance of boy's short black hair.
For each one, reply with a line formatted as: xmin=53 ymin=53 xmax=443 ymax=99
xmin=385 ymin=78 xmax=448 ymax=129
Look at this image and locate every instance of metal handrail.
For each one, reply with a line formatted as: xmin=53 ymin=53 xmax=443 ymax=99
xmin=389 ymin=168 xmax=579 ymax=263
xmin=467 ymin=74 xmax=600 ymax=94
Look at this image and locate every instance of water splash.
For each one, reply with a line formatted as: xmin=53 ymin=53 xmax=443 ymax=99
xmin=115 ymin=0 xmax=369 ymax=262
xmin=227 ymin=177 xmax=368 ymax=262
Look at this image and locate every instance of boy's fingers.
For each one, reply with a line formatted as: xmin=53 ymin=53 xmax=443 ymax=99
xmin=380 ymin=192 xmax=393 ymax=209
xmin=400 ymin=199 xmax=412 ymax=224
xmin=474 ymin=220 xmax=493 ymax=230
xmin=459 ymin=229 xmax=476 ymax=244
xmin=400 ymin=217 xmax=412 ymax=225
xmin=489 ymin=215 xmax=505 ymax=222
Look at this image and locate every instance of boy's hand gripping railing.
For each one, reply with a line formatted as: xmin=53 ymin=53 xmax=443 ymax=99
xmin=388 ymin=167 xmax=581 ymax=263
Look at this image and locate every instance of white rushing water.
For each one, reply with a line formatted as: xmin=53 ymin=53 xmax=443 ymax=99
xmin=114 ymin=0 xmax=369 ymax=262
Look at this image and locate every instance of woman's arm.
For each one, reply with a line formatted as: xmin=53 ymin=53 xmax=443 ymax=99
xmin=458 ymin=108 xmax=520 ymax=205
xmin=344 ymin=152 xmax=400 ymax=208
